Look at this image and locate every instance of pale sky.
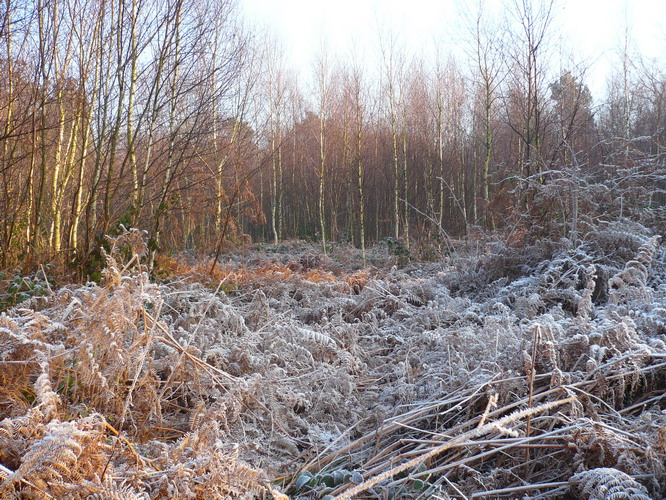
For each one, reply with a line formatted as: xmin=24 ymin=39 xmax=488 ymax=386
xmin=240 ymin=0 xmax=665 ymax=100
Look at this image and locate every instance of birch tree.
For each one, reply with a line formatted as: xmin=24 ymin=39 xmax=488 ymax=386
xmin=314 ymin=44 xmax=331 ymax=253
xmin=467 ymin=0 xmax=505 ymax=226
xmin=506 ymin=0 xmax=555 ymax=207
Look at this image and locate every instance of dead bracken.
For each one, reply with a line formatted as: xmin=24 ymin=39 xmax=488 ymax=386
xmin=0 ymin=223 xmax=665 ymax=499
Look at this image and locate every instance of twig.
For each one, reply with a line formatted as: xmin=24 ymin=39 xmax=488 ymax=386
xmin=399 ymin=198 xmax=455 ymax=254
xmin=477 ymin=393 xmax=498 ymax=428
xmin=102 ymin=421 xmax=150 ymax=469
xmin=525 ymin=324 xmax=541 ymax=474
xmin=384 ymin=423 xmax=580 ymax=485
xmin=39 ymin=264 xmax=53 ymax=294
xmin=331 ymin=397 xmax=576 ymax=500
xmin=190 ymin=275 xmax=231 ymax=340
xmin=469 ymin=481 xmax=569 ymax=498
xmin=439 ymin=474 xmax=469 ymax=500
xmin=143 ymin=309 xmax=239 ymax=384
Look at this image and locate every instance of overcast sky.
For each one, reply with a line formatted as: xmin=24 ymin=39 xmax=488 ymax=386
xmin=239 ymin=0 xmax=666 ymax=100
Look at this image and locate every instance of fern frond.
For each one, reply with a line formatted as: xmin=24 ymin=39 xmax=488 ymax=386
xmin=0 ymin=408 xmax=44 ymax=440
xmin=85 ymin=476 xmax=147 ymax=500
xmin=35 ymin=363 xmax=60 ymax=421
xmin=569 ymin=468 xmax=651 ymax=499
xmin=0 ymin=464 xmax=12 ymax=482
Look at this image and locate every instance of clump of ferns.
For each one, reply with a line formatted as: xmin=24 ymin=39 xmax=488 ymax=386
xmin=55 ymin=300 xmax=163 ymax=432
xmin=102 ymin=226 xmax=150 ymax=279
xmin=608 ymin=236 xmax=661 ymax=308
xmin=10 ymin=274 xmax=173 ymax=443
xmin=564 ymin=410 xmax=665 ymax=496
xmin=1 ymin=331 xmax=273 ymax=499
xmin=145 ymin=415 xmax=274 ymax=499
xmin=580 ymin=320 xmax=660 ymax=409
xmin=0 ymin=364 xmax=123 ymax=498
xmin=569 ymin=420 xmax=649 ymax=470
xmin=539 ymin=250 xmax=594 ymax=304
xmin=569 ymin=467 xmax=653 ymax=500
xmin=0 ymin=344 xmax=54 ymax=419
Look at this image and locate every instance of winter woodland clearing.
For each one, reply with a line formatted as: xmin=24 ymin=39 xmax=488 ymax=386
xmin=2 ymin=0 xmax=666 ymax=497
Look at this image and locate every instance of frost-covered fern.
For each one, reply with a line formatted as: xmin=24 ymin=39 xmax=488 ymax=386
xmin=569 ymin=468 xmax=651 ymax=499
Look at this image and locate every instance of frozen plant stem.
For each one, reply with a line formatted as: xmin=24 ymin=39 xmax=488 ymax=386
xmin=332 ymin=397 xmax=576 ymax=500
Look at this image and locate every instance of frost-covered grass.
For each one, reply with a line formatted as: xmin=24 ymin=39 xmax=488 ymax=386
xmin=1 ymin=223 xmax=665 ymax=499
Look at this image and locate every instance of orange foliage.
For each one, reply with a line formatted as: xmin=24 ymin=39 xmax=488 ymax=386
xmin=155 ymin=255 xmax=373 ymax=294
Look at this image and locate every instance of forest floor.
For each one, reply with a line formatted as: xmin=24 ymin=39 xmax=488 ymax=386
xmin=1 ymin=222 xmax=665 ymax=499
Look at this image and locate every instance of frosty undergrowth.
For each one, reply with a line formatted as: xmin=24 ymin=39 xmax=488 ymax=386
xmin=0 ymin=222 xmax=665 ymax=498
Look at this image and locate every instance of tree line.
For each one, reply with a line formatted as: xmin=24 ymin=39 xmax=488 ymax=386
xmin=1 ymin=0 xmax=664 ymax=274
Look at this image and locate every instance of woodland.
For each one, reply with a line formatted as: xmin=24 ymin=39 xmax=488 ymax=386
xmin=1 ymin=0 xmax=666 ymax=498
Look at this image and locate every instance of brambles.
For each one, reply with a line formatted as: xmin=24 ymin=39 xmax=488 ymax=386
xmin=0 ymin=269 xmax=51 ymax=311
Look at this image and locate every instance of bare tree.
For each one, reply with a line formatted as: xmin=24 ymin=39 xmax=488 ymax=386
xmin=379 ymin=28 xmax=407 ymax=241
xmin=505 ymin=0 xmax=555 ymax=208
xmin=314 ymin=43 xmax=332 ymax=253
xmin=465 ymin=0 xmax=505 ymax=226
xmin=264 ymin=34 xmax=289 ymax=244
xmin=348 ymin=51 xmax=367 ymax=262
